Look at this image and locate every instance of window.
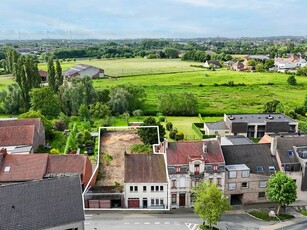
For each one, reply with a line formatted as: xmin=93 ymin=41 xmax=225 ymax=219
xmin=256 ymin=166 xmax=264 ymax=172
xmin=217 ymin=178 xmax=222 ymax=186
xmin=130 ymin=186 xmax=133 ymax=192
xmin=156 ymin=199 xmax=159 ymax=205
xmin=151 ymin=186 xmax=154 ymax=192
xmin=195 ymin=164 xmax=200 ymax=174
xmin=143 ymin=186 xmax=147 ymax=192
xmin=288 ymin=150 xmax=294 ymax=157
xmin=229 ymin=171 xmax=237 ymax=178
xmin=179 ymin=177 xmax=185 ymax=188
xmin=156 ymin=186 xmax=159 ymax=191
xmin=241 ymin=170 xmax=250 ymax=178
xmin=213 ymin=165 xmax=218 ymax=171
xmin=172 ymin=179 xmax=176 ymax=188
xmin=171 ymin=194 xmax=177 ymax=204
xmin=176 ymin=166 xmax=180 ymax=173
xmin=134 ymin=186 xmax=138 ymax=192
xmin=151 ymin=198 xmax=154 ymax=205
xmin=259 ymin=181 xmax=266 ymax=188
xmin=160 ymin=186 xmax=164 ymax=191
xmin=209 ymin=178 xmax=213 ymax=184
xmin=269 ymin=166 xmax=275 ymax=172
xmin=160 ymin=199 xmax=164 ymax=205
xmin=228 ymin=183 xmax=236 ymax=190
xmin=241 ymin=182 xmax=248 ymax=188
xmin=258 ymin=192 xmax=265 ymax=199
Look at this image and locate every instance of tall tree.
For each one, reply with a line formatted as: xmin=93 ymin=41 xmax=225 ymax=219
xmin=266 ymin=171 xmax=297 ymax=214
xmin=5 ymin=47 xmax=19 ymax=73
xmin=192 ymin=181 xmax=231 ymax=229
xmin=47 ymin=58 xmax=56 ymax=91
xmin=0 ymin=83 xmax=24 ymax=114
xmin=137 ymin=117 xmax=165 ymax=145
xmin=55 ymin=59 xmax=63 ymax=92
xmin=29 ymin=87 xmax=61 ymax=119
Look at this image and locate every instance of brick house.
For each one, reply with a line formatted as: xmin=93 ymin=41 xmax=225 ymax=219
xmin=159 ymin=139 xmax=225 ymax=208
xmin=231 ymin=61 xmax=245 ymax=71
xmin=124 ymin=153 xmax=168 ymax=209
xmin=222 ymin=144 xmax=279 ymax=205
xmin=0 ymin=118 xmax=46 ymax=153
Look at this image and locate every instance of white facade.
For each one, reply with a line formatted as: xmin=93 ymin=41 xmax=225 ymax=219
xmin=124 ymin=182 xmax=168 ymax=209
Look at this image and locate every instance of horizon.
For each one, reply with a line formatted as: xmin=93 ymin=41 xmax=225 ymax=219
xmin=1 ymin=0 xmax=307 ymax=40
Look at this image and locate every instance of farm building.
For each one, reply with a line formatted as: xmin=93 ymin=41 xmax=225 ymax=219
xmin=63 ymin=64 xmax=104 ymax=79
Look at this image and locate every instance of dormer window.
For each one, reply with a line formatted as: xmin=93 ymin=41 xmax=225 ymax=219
xmin=256 ymin=166 xmax=264 ymax=172
xmin=194 ymin=164 xmax=200 ymax=174
xmin=175 ymin=166 xmax=180 ymax=173
xmin=269 ymin=166 xmax=275 ymax=172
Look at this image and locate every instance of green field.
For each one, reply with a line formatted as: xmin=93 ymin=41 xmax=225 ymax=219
xmin=38 ymin=58 xmax=205 ymax=77
xmin=0 ymin=76 xmax=14 ymax=91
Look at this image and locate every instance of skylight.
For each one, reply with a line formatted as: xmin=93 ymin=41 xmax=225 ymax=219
xmin=4 ymin=166 xmax=11 ymax=172
xmin=269 ymin=166 xmax=275 ymax=171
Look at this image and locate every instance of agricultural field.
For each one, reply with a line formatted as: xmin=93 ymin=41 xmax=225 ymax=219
xmin=93 ymin=68 xmax=307 ymax=115
xmin=38 ymin=58 xmax=205 ymax=77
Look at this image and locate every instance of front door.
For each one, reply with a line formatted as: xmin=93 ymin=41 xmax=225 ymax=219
xmin=179 ymin=193 xmax=186 ymax=206
xmin=143 ymin=198 xmax=148 ymax=208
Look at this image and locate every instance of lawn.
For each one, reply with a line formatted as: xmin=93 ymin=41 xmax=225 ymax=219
xmin=38 ymin=58 xmax=205 ymax=77
xmin=0 ymin=75 xmax=14 ymax=91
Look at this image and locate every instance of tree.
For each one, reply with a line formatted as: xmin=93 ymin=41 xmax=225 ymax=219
xmin=137 ymin=117 xmax=166 ymax=145
xmin=164 ymin=47 xmax=179 ymax=58
xmin=89 ymin=102 xmax=111 ymax=119
xmin=108 ymin=88 xmax=130 ymax=114
xmin=67 ymin=123 xmax=78 ymax=152
xmin=264 ymin=59 xmax=274 ymax=69
xmin=47 ymin=58 xmax=56 ymax=91
xmin=0 ymin=83 xmax=24 ymax=114
xmin=158 ymin=92 xmax=198 ymax=116
xmin=78 ymin=104 xmax=90 ymax=121
xmin=132 ymin=109 xmax=143 ymax=121
xmin=297 ymin=66 xmax=307 ymax=76
xmin=5 ymin=47 xmax=19 ymax=73
xmin=122 ymin=112 xmax=130 ymax=125
xmin=263 ymin=99 xmax=282 ymax=113
xmin=193 ymin=181 xmax=231 ymax=229
xmin=266 ymin=171 xmax=297 ymax=214
xmin=255 ymin=63 xmax=264 ymax=72
xmin=166 ymin=122 xmax=173 ymax=131
xmin=29 ymin=87 xmax=61 ymax=119
xmin=247 ymin=59 xmax=256 ymax=67
xmin=55 ymin=59 xmax=63 ymax=91
xmin=287 ymin=75 xmax=297 ymax=85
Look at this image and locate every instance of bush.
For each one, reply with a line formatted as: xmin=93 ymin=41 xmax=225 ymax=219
xmin=249 ymin=211 xmax=294 ymax=221
xmin=130 ymin=144 xmax=152 ymax=153
xmin=166 ymin=122 xmax=173 ymax=131
xmin=158 ymin=116 xmax=165 ymax=122
xmin=169 ymin=128 xmax=178 ymax=140
xmin=199 ymin=83 xmax=204 ymax=87
xmin=54 ymin=120 xmax=66 ymax=131
xmin=50 ymin=148 xmax=60 ymax=154
xmin=301 ymin=210 xmax=307 ymax=216
xmin=175 ymin=131 xmax=184 ymax=141
xmin=103 ymin=153 xmax=113 ymax=166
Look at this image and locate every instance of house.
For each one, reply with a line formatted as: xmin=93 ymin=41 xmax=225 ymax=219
xmin=260 ymin=134 xmax=307 ymax=201
xmin=0 ymin=118 xmax=46 ymax=153
xmin=124 ymin=153 xmax=168 ymax=209
xmin=204 ymin=113 xmax=298 ymax=138
xmin=274 ymin=54 xmax=307 ymax=72
xmin=45 ymin=154 xmax=94 ymax=190
xmin=203 ymin=60 xmax=222 ymax=69
xmin=243 ymin=55 xmax=270 ymax=69
xmin=224 ymin=60 xmax=235 ymax=67
xmin=63 ymin=64 xmax=104 ymax=79
xmin=159 ymin=139 xmax=225 ymax=208
xmin=0 ymin=176 xmax=85 ymax=230
xmin=39 ymin=69 xmax=48 ymax=82
xmin=231 ymin=61 xmax=245 ymax=71
xmin=0 ymin=150 xmax=94 ymax=190
xmin=222 ymin=144 xmax=279 ymax=205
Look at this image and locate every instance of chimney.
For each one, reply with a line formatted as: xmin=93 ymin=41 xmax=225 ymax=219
xmin=0 ymin=148 xmax=8 ymax=169
xmin=203 ymin=142 xmax=208 ymax=155
xmin=270 ymin=137 xmax=277 ymax=156
xmin=164 ymin=138 xmax=168 ymax=151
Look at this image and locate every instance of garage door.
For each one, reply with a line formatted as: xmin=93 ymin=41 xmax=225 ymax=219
xmin=128 ymin=199 xmax=140 ymax=208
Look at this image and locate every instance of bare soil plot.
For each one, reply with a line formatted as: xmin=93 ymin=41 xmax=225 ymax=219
xmin=97 ymin=130 xmax=143 ymax=186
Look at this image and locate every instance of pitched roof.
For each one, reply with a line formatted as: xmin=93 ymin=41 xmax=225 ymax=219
xmin=0 ymin=154 xmax=49 ymax=182
xmin=167 ymin=141 xmax=204 ymax=165
xmin=0 ymin=118 xmax=43 ymax=133
xmin=0 ymin=126 xmax=35 ymax=146
xmin=207 ymin=60 xmax=222 ymax=67
xmin=222 ymin=144 xmax=279 ymax=175
xmin=276 ymin=136 xmax=307 ymax=164
xmin=125 ymin=154 xmax=167 ymax=183
xmin=0 ymin=176 xmax=84 ymax=230
xmin=46 ymin=154 xmax=86 ymax=174
xmin=166 ymin=140 xmax=224 ymax=165
xmin=38 ymin=69 xmax=48 ymax=77
xmin=220 ymin=135 xmax=253 ymax=145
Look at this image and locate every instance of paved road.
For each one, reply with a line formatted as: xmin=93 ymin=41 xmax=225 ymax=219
xmin=84 ymin=211 xmax=272 ymax=230
xmin=85 ymin=212 xmax=202 ymax=230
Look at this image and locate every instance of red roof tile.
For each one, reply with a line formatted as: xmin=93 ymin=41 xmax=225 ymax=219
xmin=38 ymin=70 xmax=48 ymax=77
xmin=166 ymin=140 xmax=224 ymax=165
xmin=46 ymin=155 xmax=87 ymax=174
xmin=0 ymin=154 xmax=49 ymax=182
xmin=0 ymin=118 xmax=43 ymax=133
xmin=0 ymin=126 xmax=35 ymax=146
xmin=125 ymin=154 xmax=167 ymax=183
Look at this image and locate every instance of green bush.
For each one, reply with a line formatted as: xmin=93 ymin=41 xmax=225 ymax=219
xmin=103 ymin=153 xmax=113 ymax=166
xmin=175 ymin=131 xmax=184 ymax=141
xmin=249 ymin=211 xmax=294 ymax=222
xmin=166 ymin=122 xmax=173 ymax=131
xmin=301 ymin=210 xmax=307 ymax=216
xmin=158 ymin=116 xmax=165 ymax=122
xmin=130 ymin=144 xmax=152 ymax=153
xmin=169 ymin=128 xmax=178 ymax=140
xmin=50 ymin=148 xmax=60 ymax=154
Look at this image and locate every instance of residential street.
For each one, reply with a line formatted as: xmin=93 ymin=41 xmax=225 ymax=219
xmin=84 ymin=210 xmax=273 ymax=230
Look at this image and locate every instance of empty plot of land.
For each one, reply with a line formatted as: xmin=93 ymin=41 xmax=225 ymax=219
xmin=97 ymin=130 xmax=143 ymax=186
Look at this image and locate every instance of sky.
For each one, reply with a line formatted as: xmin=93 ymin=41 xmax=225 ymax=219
xmin=0 ymin=0 xmax=306 ymax=40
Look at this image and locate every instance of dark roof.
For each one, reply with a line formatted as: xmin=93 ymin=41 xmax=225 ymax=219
xmin=276 ymin=136 xmax=307 ymax=164
xmin=222 ymin=144 xmax=279 ymax=175
xmin=246 ymin=55 xmax=270 ymax=60
xmin=205 ymin=121 xmax=228 ymax=130
xmin=0 ymin=176 xmax=84 ymax=230
xmin=0 ymin=125 xmax=35 ymax=146
xmin=221 ymin=135 xmax=253 ymax=145
xmin=225 ymin=113 xmax=297 ymax=124
xmin=207 ymin=60 xmax=222 ymax=67
xmin=125 ymin=154 xmax=167 ymax=183
xmin=0 ymin=154 xmax=49 ymax=182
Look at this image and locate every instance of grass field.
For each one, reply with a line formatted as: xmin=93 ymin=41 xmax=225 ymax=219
xmin=38 ymin=58 xmax=205 ymax=77
xmin=0 ymin=75 xmax=14 ymax=91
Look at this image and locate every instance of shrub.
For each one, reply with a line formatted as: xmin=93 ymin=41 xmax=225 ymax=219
xmin=166 ymin=122 xmax=173 ymax=131
xmin=249 ymin=211 xmax=294 ymax=221
xmin=103 ymin=153 xmax=113 ymax=166
xmin=50 ymin=148 xmax=60 ymax=154
xmin=199 ymin=83 xmax=203 ymax=87
xmin=301 ymin=210 xmax=307 ymax=216
xmin=130 ymin=144 xmax=152 ymax=153
xmin=54 ymin=120 xmax=66 ymax=131
xmin=169 ymin=128 xmax=178 ymax=140
xmin=175 ymin=131 xmax=184 ymax=141
xmin=158 ymin=116 xmax=166 ymax=122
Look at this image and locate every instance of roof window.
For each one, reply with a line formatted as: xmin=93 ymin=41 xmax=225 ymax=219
xmin=4 ymin=166 xmax=11 ymax=172
xmin=256 ymin=166 xmax=264 ymax=172
xmin=269 ymin=166 xmax=275 ymax=171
